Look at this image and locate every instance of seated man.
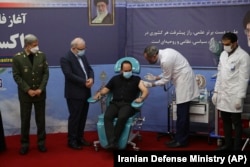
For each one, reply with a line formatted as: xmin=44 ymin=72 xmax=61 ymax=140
xmin=93 ymin=60 xmax=148 ymax=149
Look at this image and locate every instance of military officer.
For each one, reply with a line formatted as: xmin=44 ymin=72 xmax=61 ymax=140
xmin=12 ymin=34 xmax=49 ymax=155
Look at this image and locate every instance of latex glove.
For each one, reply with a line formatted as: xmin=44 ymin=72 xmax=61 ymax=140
xmin=235 ymin=98 xmax=243 ymax=110
xmin=142 ymin=80 xmax=153 ymax=88
xmin=212 ymin=93 xmax=217 ymax=105
xmin=144 ymin=73 xmax=157 ymax=81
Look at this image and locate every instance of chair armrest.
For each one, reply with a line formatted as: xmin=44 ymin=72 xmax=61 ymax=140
xmin=131 ymin=101 xmax=143 ymax=109
xmin=87 ymin=97 xmax=100 ymax=103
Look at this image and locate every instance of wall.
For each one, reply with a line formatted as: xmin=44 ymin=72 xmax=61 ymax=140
xmin=0 ymin=0 xmax=250 ymax=136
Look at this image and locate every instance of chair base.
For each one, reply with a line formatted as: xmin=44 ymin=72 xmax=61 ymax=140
xmin=93 ymin=130 xmax=142 ymax=151
xmin=93 ymin=113 xmax=143 ymax=151
xmin=127 ymin=131 xmax=141 ymax=151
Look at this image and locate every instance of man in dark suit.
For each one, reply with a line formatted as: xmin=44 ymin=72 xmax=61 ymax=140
xmin=0 ymin=111 xmax=6 ymax=152
xmin=91 ymin=0 xmax=113 ymax=24
xmin=60 ymin=37 xmax=94 ymax=150
xmin=12 ymin=34 xmax=49 ymax=155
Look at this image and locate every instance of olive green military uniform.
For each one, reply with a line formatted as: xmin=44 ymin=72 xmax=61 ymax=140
xmin=12 ymin=51 xmax=49 ymax=148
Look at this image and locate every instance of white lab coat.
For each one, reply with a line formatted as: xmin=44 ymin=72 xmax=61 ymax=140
xmin=154 ymin=48 xmax=200 ymax=104
xmin=214 ymin=46 xmax=250 ymax=113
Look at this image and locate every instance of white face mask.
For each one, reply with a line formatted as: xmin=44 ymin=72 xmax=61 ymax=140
xmin=30 ymin=46 xmax=39 ymax=54
xmin=224 ymin=45 xmax=233 ymax=53
xmin=123 ymin=71 xmax=132 ymax=79
xmin=77 ymin=50 xmax=85 ymax=57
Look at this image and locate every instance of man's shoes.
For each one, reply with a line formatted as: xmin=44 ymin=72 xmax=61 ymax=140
xmin=215 ymin=145 xmax=231 ymax=151
xmin=167 ymin=141 xmax=187 ymax=148
xmin=38 ymin=145 xmax=47 ymax=152
xmin=78 ymin=139 xmax=91 ymax=146
xmin=105 ymin=143 xmax=118 ymax=150
xmin=19 ymin=147 xmax=29 ymax=155
xmin=165 ymin=140 xmax=176 ymax=146
xmin=68 ymin=142 xmax=83 ymax=150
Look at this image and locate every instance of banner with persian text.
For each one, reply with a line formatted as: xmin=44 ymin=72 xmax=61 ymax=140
xmin=126 ymin=5 xmax=250 ymax=67
xmin=0 ymin=5 xmax=126 ymax=67
xmin=1 ymin=1 xmax=250 ymax=67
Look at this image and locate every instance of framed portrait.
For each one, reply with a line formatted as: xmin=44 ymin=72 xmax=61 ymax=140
xmin=88 ymin=0 xmax=115 ymax=26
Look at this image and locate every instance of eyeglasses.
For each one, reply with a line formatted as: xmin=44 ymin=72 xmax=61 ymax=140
xmin=223 ymin=43 xmax=232 ymax=46
xmin=76 ymin=47 xmax=86 ymax=51
xmin=244 ymin=29 xmax=250 ymax=35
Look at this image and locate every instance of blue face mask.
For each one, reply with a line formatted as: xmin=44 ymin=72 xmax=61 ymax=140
xmin=123 ymin=71 xmax=132 ymax=79
xmin=77 ymin=50 xmax=85 ymax=57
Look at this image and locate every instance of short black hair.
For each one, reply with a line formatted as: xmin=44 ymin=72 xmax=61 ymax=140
xmin=121 ymin=60 xmax=132 ymax=70
xmin=94 ymin=0 xmax=109 ymax=6
xmin=243 ymin=10 xmax=250 ymax=28
xmin=222 ymin=32 xmax=238 ymax=43
xmin=144 ymin=45 xmax=159 ymax=57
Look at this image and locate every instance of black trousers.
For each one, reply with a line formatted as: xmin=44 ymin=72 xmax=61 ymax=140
xmin=104 ymin=101 xmax=136 ymax=145
xmin=66 ymin=99 xmax=89 ymax=144
xmin=20 ymin=100 xmax=46 ymax=147
xmin=0 ymin=111 xmax=6 ymax=151
xmin=220 ymin=111 xmax=242 ymax=150
xmin=174 ymin=101 xmax=190 ymax=145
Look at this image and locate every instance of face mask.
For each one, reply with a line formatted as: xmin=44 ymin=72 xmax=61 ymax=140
xmin=123 ymin=71 xmax=132 ymax=79
xmin=77 ymin=50 xmax=85 ymax=57
xmin=30 ymin=46 xmax=39 ymax=54
xmin=224 ymin=45 xmax=233 ymax=53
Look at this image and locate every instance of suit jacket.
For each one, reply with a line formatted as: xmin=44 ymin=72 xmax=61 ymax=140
xmin=12 ymin=51 xmax=49 ymax=102
xmin=60 ymin=51 xmax=94 ymax=100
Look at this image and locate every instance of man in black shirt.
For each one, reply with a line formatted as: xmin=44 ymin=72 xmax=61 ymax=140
xmin=93 ymin=60 xmax=148 ymax=149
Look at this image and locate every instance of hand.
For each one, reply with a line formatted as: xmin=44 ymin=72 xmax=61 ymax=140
xmin=134 ymin=97 xmax=143 ymax=103
xmin=212 ymin=93 xmax=217 ymax=105
xmin=144 ymin=73 xmax=157 ymax=81
xmin=34 ymin=89 xmax=42 ymax=96
xmin=93 ymin=92 xmax=102 ymax=100
xmin=142 ymin=81 xmax=153 ymax=88
xmin=85 ymin=78 xmax=94 ymax=88
xmin=28 ymin=89 xmax=36 ymax=97
xmin=235 ymin=98 xmax=243 ymax=110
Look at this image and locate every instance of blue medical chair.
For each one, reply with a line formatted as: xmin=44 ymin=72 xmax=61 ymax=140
xmin=88 ymin=57 xmax=145 ymax=151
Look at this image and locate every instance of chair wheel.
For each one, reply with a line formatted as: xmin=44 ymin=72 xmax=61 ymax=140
xmin=94 ymin=147 xmax=99 ymax=151
xmin=134 ymin=147 xmax=140 ymax=151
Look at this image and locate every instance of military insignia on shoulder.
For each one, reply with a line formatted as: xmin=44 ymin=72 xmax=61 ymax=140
xmin=14 ymin=52 xmax=23 ymax=56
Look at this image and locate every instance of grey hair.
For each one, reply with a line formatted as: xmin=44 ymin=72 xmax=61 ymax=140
xmin=70 ymin=37 xmax=85 ymax=48
xmin=24 ymin=34 xmax=38 ymax=47
xmin=144 ymin=45 xmax=159 ymax=57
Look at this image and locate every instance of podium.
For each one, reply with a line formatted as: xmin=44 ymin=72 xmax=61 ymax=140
xmin=0 ymin=111 xmax=6 ymax=152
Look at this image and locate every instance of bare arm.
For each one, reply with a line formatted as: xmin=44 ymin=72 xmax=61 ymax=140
xmin=134 ymin=80 xmax=149 ymax=103
xmin=93 ymin=87 xmax=110 ymax=100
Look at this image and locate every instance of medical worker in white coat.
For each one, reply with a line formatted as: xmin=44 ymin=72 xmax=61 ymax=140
xmin=143 ymin=45 xmax=199 ymax=148
xmin=212 ymin=32 xmax=250 ymax=151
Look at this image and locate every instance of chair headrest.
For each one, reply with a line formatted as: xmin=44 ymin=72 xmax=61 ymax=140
xmin=114 ymin=57 xmax=140 ymax=74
